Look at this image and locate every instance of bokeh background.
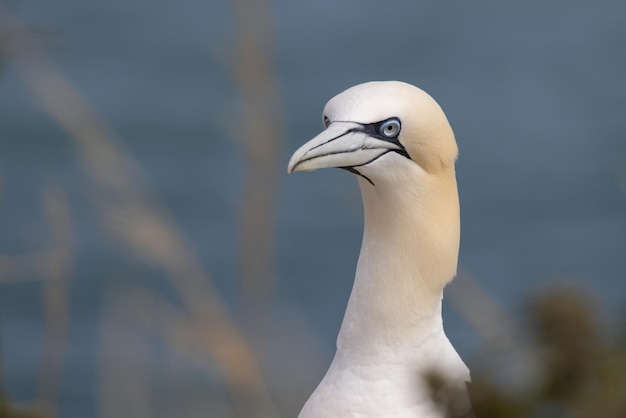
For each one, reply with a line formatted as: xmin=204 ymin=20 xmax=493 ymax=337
xmin=1 ymin=0 xmax=625 ymax=417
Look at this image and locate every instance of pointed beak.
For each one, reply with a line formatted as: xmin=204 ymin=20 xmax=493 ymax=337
xmin=287 ymin=122 xmax=402 ymax=174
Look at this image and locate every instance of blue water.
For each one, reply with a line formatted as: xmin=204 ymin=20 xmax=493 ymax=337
xmin=1 ymin=0 xmax=626 ymax=416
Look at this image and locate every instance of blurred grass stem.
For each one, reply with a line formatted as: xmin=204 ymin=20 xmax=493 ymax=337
xmin=230 ymin=0 xmax=284 ymax=315
xmin=1 ymin=9 xmax=280 ymax=417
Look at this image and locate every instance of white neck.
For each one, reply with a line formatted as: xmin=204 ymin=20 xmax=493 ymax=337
xmin=337 ymin=161 xmax=460 ymax=361
xmin=299 ymin=160 xmax=468 ymax=418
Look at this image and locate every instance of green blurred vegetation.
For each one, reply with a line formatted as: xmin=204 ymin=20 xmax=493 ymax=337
xmin=437 ymin=288 xmax=626 ymax=418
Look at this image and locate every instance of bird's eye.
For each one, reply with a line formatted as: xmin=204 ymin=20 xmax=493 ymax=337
xmin=379 ymin=119 xmax=401 ymax=138
xmin=323 ymin=116 xmax=331 ymax=128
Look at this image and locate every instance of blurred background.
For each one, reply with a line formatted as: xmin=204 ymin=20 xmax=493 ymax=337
xmin=0 ymin=0 xmax=625 ymax=417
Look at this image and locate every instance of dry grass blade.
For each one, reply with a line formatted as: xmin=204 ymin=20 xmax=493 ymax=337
xmin=230 ymin=0 xmax=284 ymax=312
xmin=97 ymin=292 xmax=153 ymax=418
xmin=36 ymin=184 xmax=73 ymax=418
xmin=449 ymin=266 xmax=526 ymax=356
xmin=0 ymin=9 xmax=280 ymax=417
xmin=447 ymin=266 xmax=537 ymax=390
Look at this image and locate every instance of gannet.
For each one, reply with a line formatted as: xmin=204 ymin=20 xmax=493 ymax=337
xmin=287 ymin=81 xmax=471 ymax=418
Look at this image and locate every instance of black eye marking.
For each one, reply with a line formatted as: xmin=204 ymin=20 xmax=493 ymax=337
xmin=360 ymin=117 xmax=410 ymax=160
xmin=323 ymin=116 xmax=331 ymax=128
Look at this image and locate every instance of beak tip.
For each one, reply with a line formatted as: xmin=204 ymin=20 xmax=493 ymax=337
xmin=287 ymin=153 xmax=303 ymax=174
xmin=287 ymin=122 xmax=365 ymax=176
xmin=287 ymin=164 xmax=302 ymax=174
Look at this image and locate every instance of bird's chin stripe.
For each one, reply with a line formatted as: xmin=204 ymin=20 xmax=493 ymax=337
xmin=341 ymin=149 xmax=412 ymax=186
xmin=341 ymin=167 xmax=374 ymax=186
xmin=340 ymin=150 xmax=394 ymax=187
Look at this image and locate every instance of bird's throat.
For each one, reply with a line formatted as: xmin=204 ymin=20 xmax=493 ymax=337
xmin=336 ymin=168 xmax=460 ymax=359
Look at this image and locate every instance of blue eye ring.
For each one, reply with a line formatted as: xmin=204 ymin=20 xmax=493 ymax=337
xmin=379 ymin=118 xmax=401 ymax=138
xmin=323 ymin=116 xmax=331 ymax=128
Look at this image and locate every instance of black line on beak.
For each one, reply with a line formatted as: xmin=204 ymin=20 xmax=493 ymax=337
xmin=308 ymin=127 xmax=359 ymax=152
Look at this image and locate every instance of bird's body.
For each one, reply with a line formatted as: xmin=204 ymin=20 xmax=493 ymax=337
xmin=288 ymin=81 xmax=471 ymax=417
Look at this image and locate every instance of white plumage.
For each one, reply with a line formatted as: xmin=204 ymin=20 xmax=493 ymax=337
xmin=288 ymin=81 xmax=471 ymax=417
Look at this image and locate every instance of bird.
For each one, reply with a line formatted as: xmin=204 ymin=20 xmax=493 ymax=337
xmin=287 ymin=81 xmax=471 ymax=418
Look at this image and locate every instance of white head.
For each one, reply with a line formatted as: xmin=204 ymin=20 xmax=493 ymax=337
xmin=288 ymin=81 xmax=461 ymax=295
xmin=287 ymin=81 xmax=458 ymax=184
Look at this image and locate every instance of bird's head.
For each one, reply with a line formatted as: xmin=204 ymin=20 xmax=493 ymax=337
xmin=287 ymin=81 xmax=458 ymax=185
